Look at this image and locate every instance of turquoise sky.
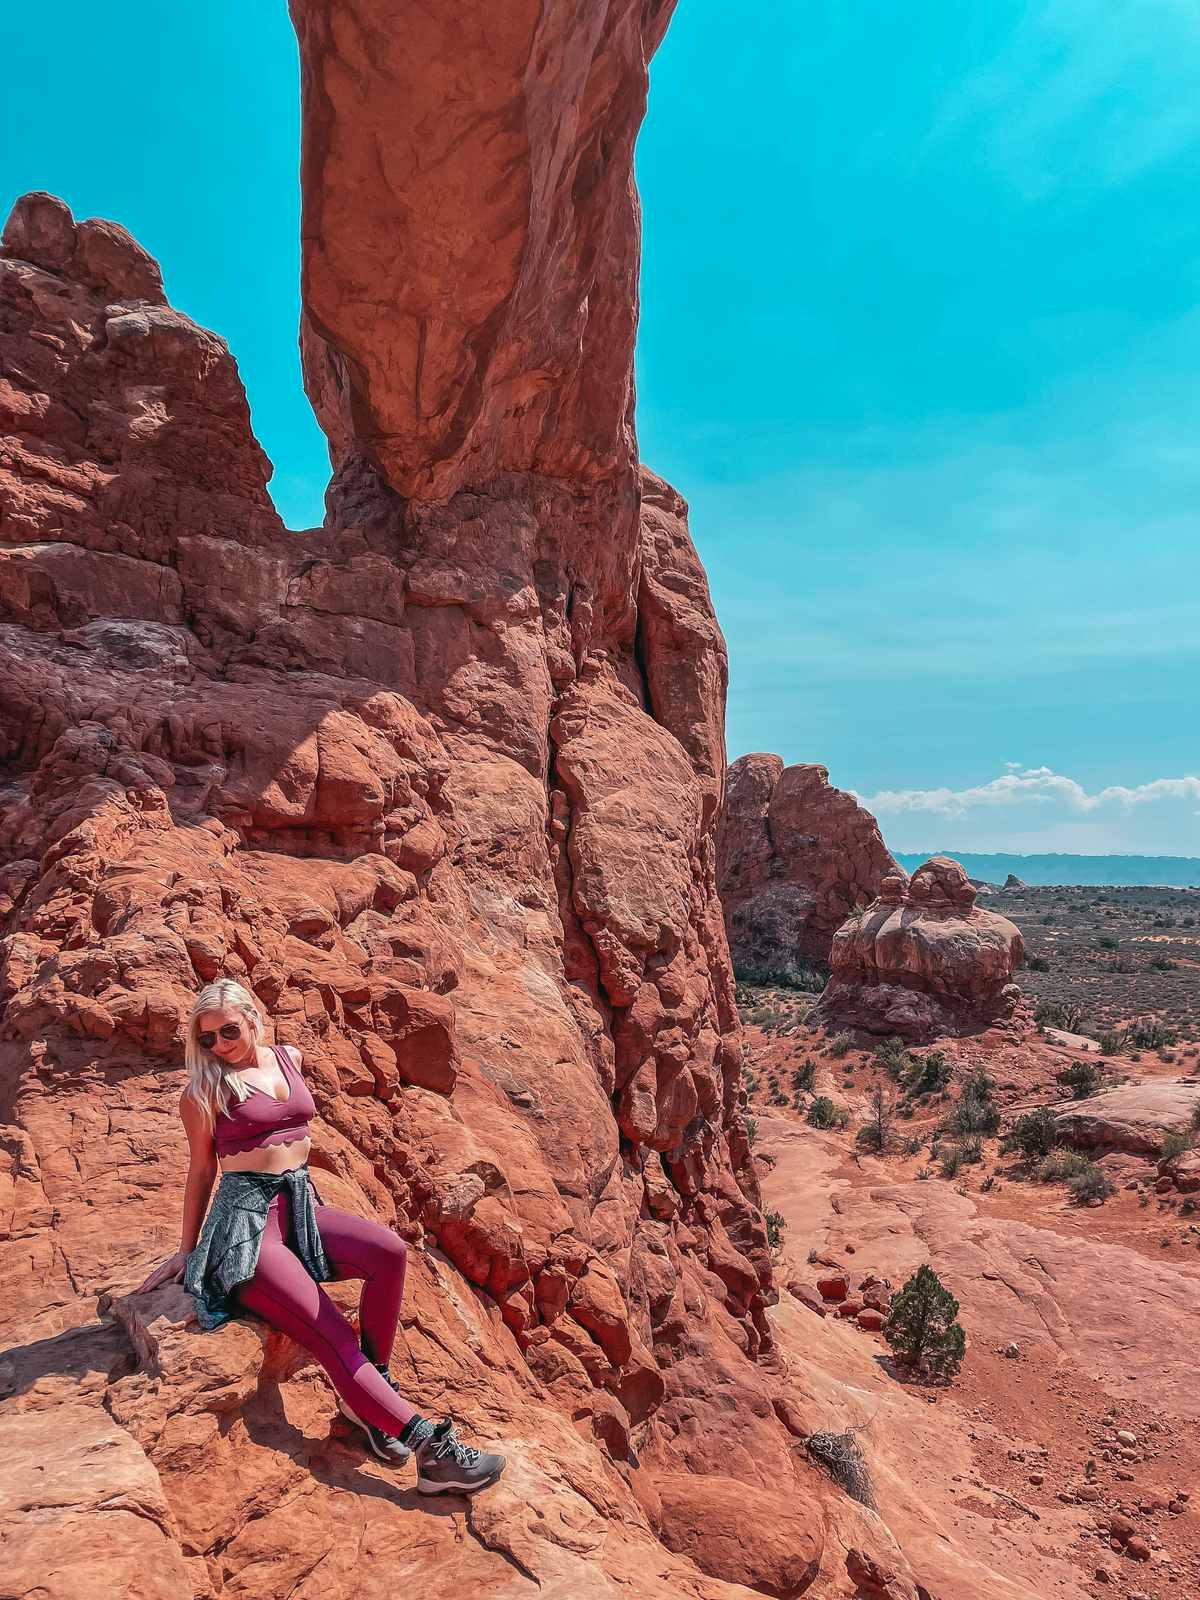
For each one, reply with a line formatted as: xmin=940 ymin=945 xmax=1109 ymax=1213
xmin=4 ymin=3 xmax=1198 ymax=853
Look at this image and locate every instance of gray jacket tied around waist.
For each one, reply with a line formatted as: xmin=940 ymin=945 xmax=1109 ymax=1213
xmin=184 ymin=1165 xmax=331 ymax=1331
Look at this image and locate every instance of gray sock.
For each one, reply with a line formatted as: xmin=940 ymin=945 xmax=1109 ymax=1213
xmin=398 ymin=1414 xmax=435 ymax=1448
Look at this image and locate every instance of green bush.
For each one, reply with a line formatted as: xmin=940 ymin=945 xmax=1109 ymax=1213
xmin=791 ymin=1061 xmax=816 ymax=1094
xmin=807 ymin=1096 xmax=837 ymax=1129
xmin=1067 ymin=1163 xmax=1115 ymax=1205
xmin=1123 ymin=1018 xmax=1178 ymax=1049
xmin=1097 ymin=935 xmax=1118 ymax=950
xmin=765 ymin=1209 xmax=786 ymax=1251
xmin=875 ymin=1036 xmax=912 ymax=1080
xmin=1037 ymin=1149 xmax=1092 ymax=1184
xmin=883 ymin=1264 xmax=966 ymax=1381
xmin=828 ymin=1031 xmax=856 ymax=1059
xmin=1025 ymin=955 xmax=1050 ymax=972
xmin=1001 ymin=1107 xmax=1061 ymax=1159
xmin=743 ymin=1114 xmax=758 ymax=1147
xmin=939 ymin=1138 xmax=982 ymax=1177
xmin=1161 ymin=1128 xmax=1195 ymax=1163
xmin=1098 ymin=1030 xmax=1122 ymax=1056
xmin=1055 ymin=1061 xmax=1101 ymax=1100
xmin=1036 ymin=1000 xmax=1086 ymax=1033
xmin=905 ymin=1050 xmax=952 ymax=1097
xmin=943 ymin=1070 xmax=1001 ymax=1136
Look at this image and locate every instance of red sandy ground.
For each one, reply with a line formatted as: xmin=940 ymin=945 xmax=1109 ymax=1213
xmin=750 ymin=1017 xmax=1200 ymax=1600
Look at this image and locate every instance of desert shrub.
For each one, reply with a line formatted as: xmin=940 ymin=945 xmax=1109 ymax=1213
xmin=1161 ymin=1128 xmax=1195 ymax=1162
xmin=875 ymin=1036 xmax=912 ymax=1080
xmin=1150 ymin=957 xmax=1177 ymax=972
xmin=792 ymin=1061 xmax=816 ymax=1094
xmin=734 ymin=962 xmax=827 ymax=993
xmin=1123 ymin=1017 xmax=1177 ymax=1049
xmin=743 ymin=1114 xmax=758 ymax=1147
xmin=1097 ymin=935 xmax=1118 ymax=951
xmin=1037 ymin=1149 xmax=1092 ymax=1184
xmin=905 ymin=1050 xmax=952 ymax=1097
xmin=1055 ymin=1061 xmax=1101 ymax=1100
xmin=1067 ymin=1163 xmax=1115 ymax=1205
xmin=939 ymin=1137 xmax=982 ymax=1177
xmin=1036 ymin=1000 xmax=1086 ymax=1033
xmin=828 ymin=1031 xmax=856 ymax=1059
xmin=1098 ymin=1030 xmax=1122 ymax=1057
xmin=883 ymin=1264 xmax=966 ymax=1381
xmin=857 ymin=1084 xmax=896 ymax=1153
xmin=1025 ymin=955 xmax=1050 ymax=972
xmin=765 ymin=1210 xmax=786 ymax=1251
xmin=804 ymin=1429 xmax=876 ymax=1508
xmin=943 ymin=1070 xmax=1001 ymax=1136
xmin=807 ymin=1096 xmax=837 ymax=1129
xmin=1001 ymin=1107 xmax=1061 ymax=1159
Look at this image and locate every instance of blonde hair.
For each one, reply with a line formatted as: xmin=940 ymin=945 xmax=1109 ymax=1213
xmin=185 ymin=978 xmax=264 ymax=1126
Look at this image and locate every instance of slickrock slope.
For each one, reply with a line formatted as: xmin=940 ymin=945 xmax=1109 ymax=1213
xmin=1054 ymin=1080 xmax=1200 ymax=1156
xmin=814 ymin=858 xmax=1025 ymax=1041
xmin=717 ymin=755 xmax=897 ymax=979
xmin=0 ymin=10 xmax=934 ymax=1598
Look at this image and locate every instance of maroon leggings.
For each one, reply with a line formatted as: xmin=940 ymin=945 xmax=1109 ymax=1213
xmin=235 ymin=1189 xmax=418 ymax=1435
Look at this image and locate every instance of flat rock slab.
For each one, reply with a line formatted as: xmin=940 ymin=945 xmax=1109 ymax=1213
xmin=1054 ymin=1080 xmax=1200 ymax=1154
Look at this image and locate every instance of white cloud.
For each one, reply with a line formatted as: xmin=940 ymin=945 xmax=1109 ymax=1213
xmin=855 ymin=767 xmax=1200 ymax=855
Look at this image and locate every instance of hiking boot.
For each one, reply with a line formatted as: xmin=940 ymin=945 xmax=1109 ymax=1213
xmin=415 ymin=1418 xmax=506 ymax=1495
xmin=337 ymin=1396 xmax=412 ymax=1466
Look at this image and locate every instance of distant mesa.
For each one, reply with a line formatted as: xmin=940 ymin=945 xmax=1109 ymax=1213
xmin=1003 ymin=872 xmax=1027 ymax=890
xmin=716 ymin=754 xmax=897 ymax=979
xmin=813 ymin=855 xmax=1026 ymax=1042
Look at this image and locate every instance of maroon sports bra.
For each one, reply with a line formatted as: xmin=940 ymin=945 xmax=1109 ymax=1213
xmin=212 ymin=1045 xmax=316 ymax=1158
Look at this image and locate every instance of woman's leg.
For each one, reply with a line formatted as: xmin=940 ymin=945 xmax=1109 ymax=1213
xmin=234 ymin=1201 xmax=419 ymax=1436
xmin=313 ymin=1204 xmax=408 ymax=1368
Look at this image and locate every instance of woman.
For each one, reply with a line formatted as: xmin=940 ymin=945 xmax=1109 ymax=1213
xmin=138 ymin=978 xmax=504 ymax=1495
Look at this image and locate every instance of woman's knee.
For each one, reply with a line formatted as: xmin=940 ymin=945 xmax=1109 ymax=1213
xmin=358 ymin=1221 xmax=407 ymax=1270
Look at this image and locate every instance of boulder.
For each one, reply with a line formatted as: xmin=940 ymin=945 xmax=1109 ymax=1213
xmin=817 ymin=1273 xmax=851 ymax=1301
xmin=1160 ymin=1149 xmax=1200 ymax=1193
xmin=655 ymin=1473 xmax=823 ymax=1596
xmin=1055 ymin=1082 xmax=1200 ymax=1156
xmin=813 ymin=857 xmax=1025 ymax=1041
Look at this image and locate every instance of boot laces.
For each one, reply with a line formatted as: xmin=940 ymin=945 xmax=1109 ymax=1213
xmin=433 ymin=1422 xmax=481 ymax=1468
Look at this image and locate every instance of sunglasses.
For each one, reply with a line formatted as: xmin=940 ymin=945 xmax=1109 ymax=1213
xmin=198 ymin=1023 xmax=243 ymax=1049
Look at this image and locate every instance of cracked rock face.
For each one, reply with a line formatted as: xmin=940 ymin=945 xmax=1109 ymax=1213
xmin=717 ymin=754 xmax=898 ymax=978
xmin=813 ymin=856 xmax=1026 ymax=1041
xmin=0 ymin=7 xmax=937 ymax=1592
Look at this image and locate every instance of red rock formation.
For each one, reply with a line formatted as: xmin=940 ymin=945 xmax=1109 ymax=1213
xmin=717 ymin=754 xmax=897 ymax=978
xmin=0 ymin=10 xmax=945 ymax=1595
xmin=813 ymin=856 xmax=1025 ymax=1041
xmin=0 ymin=41 xmax=944 ymax=1600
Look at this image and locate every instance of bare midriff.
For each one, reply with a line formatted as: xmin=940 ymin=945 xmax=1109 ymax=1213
xmin=219 ymin=1134 xmax=312 ymax=1175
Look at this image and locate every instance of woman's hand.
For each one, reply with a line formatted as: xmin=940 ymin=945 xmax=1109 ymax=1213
xmin=137 ymin=1250 xmax=189 ymax=1293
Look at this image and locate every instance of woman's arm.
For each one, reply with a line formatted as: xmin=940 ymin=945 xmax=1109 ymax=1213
xmin=178 ymin=1091 xmax=218 ymax=1252
xmin=137 ymin=1091 xmax=217 ymax=1292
